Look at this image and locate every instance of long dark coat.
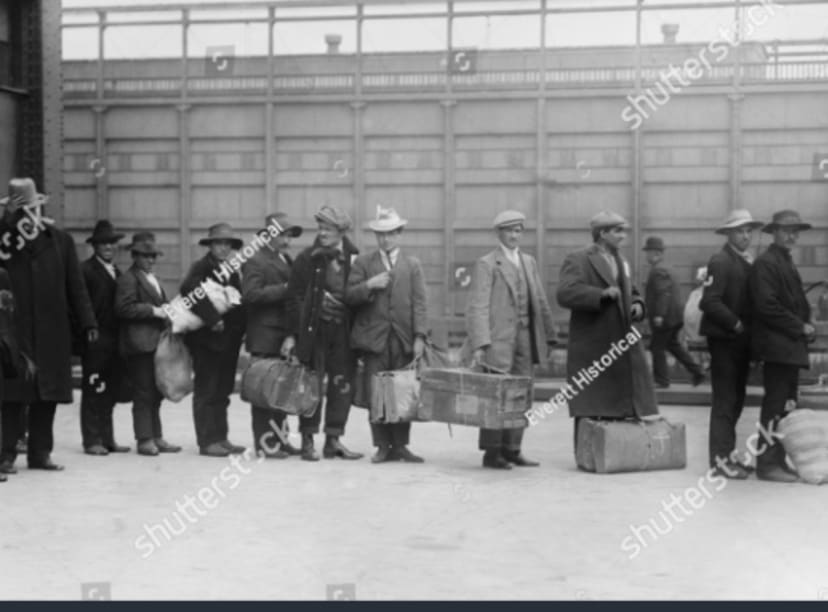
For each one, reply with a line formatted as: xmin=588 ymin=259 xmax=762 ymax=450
xmin=0 ymin=221 xmax=97 ymax=403
xmin=556 ymin=243 xmax=658 ymax=419
xmin=241 ymin=247 xmax=293 ymax=356
xmin=749 ymin=243 xmax=812 ymax=368
xmin=699 ymin=245 xmax=753 ymax=340
xmin=644 ymin=264 xmax=684 ymax=329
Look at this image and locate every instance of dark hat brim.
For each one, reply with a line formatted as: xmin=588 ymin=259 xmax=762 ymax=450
xmin=86 ymin=232 xmax=125 ymax=244
xmin=642 ymin=246 xmax=664 ymax=251
xmin=714 ymin=221 xmax=764 ymax=235
xmin=762 ymin=222 xmax=812 ymax=234
xmin=131 ymin=247 xmax=163 ymax=256
xmin=199 ymin=237 xmax=244 ymax=250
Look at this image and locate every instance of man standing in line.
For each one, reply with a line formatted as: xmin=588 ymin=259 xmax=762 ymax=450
xmin=182 ymin=223 xmax=247 ymax=458
xmin=346 ymin=207 xmax=428 ymax=464
xmin=465 ymin=210 xmax=557 ymax=469
xmin=699 ymin=209 xmax=764 ymax=479
xmin=241 ymin=213 xmax=303 ymax=458
xmin=80 ymin=220 xmax=131 ymax=456
xmin=750 ymin=210 xmax=815 ymax=483
xmin=0 ymin=178 xmax=98 ymax=473
xmin=642 ymin=236 xmax=705 ymax=389
xmin=282 ymin=205 xmax=363 ymax=462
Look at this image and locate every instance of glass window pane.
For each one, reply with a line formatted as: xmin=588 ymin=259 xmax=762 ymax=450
xmin=363 ymin=3 xmax=446 ymax=16
xmin=188 ymin=23 xmax=269 ymax=57
xmin=273 ymin=20 xmax=357 ymax=55
xmin=104 ymin=25 xmax=182 ymax=59
xmin=453 ymin=15 xmax=541 ymax=49
xmin=362 ymin=17 xmax=447 ymax=52
xmin=62 ymin=26 xmax=99 ymax=60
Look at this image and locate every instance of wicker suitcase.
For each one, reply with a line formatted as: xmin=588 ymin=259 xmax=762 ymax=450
xmin=575 ymin=417 xmax=687 ymax=473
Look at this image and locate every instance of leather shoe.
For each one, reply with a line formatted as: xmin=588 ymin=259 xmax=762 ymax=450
xmin=503 ymin=451 xmax=539 ymax=467
xmin=137 ymin=440 xmax=160 ymax=456
xmin=28 ymin=458 xmax=64 ymax=471
xmin=323 ymin=437 xmax=363 ymax=460
xmin=371 ymin=445 xmax=393 ymax=464
xmin=0 ymin=473 xmax=6 ymax=482
xmin=105 ymin=443 xmax=130 ymax=453
xmin=711 ymin=461 xmax=749 ymax=480
xmin=482 ymin=451 xmax=512 ymax=470
xmin=258 ymin=448 xmax=290 ymax=459
xmin=757 ymin=466 xmax=798 ymax=483
xmin=84 ymin=445 xmax=109 ymax=456
xmin=155 ymin=439 xmax=182 ymax=453
xmin=281 ymin=442 xmax=302 ymax=457
xmin=655 ymin=381 xmax=671 ymax=389
xmin=691 ymin=372 xmax=706 ymax=387
xmin=0 ymin=461 xmax=18 ymax=474
xmin=200 ymin=442 xmax=230 ymax=457
xmin=393 ymin=446 xmax=425 ymax=463
xmin=301 ymin=434 xmax=320 ymax=462
xmin=220 ymin=440 xmax=246 ymax=455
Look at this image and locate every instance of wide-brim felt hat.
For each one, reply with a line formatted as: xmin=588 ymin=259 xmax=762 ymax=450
xmin=86 ymin=220 xmax=125 ymax=244
xmin=762 ymin=209 xmax=812 ymax=234
xmin=715 ymin=209 xmax=764 ymax=234
xmin=128 ymin=232 xmax=163 ymax=256
xmin=262 ymin=213 xmax=302 ymax=238
xmin=642 ymin=236 xmax=665 ymax=251
xmin=199 ymin=223 xmax=244 ymax=249
xmin=0 ymin=177 xmax=47 ymax=208
xmin=369 ymin=206 xmax=408 ymax=232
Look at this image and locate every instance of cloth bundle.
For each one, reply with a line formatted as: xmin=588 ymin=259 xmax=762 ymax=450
xmin=167 ymin=278 xmax=242 ymax=334
xmin=154 ymin=329 xmax=193 ymax=402
xmin=778 ymin=409 xmax=828 ymax=485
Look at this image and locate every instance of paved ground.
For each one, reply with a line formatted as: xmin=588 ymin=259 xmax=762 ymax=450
xmin=1 ymin=392 xmax=827 ymax=601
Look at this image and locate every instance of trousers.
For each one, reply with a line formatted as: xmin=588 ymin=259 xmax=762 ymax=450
xmin=362 ymin=330 xmax=413 ymax=448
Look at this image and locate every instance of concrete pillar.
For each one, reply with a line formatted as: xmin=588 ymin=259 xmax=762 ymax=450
xmin=177 ymin=103 xmax=192 ymax=278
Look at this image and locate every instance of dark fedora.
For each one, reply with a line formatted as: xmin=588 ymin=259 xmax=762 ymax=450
xmin=86 ymin=220 xmax=125 ymax=244
xmin=642 ymin=236 xmax=665 ymax=251
xmin=762 ymin=210 xmax=812 ymax=234
xmin=199 ymin=223 xmax=243 ymax=250
xmin=128 ymin=232 xmax=163 ymax=256
xmin=262 ymin=213 xmax=302 ymax=238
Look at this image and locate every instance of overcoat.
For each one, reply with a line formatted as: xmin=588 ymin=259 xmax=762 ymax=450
xmin=749 ymin=243 xmax=812 ymax=368
xmin=556 ymin=243 xmax=658 ymax=419
xmin=0 ymin=221 xmax=96 ymax=403
xmin=699 ymin=245 xmax=753 ymax=339
xmin=345 ymin=249 xmax=429 ymax=356
xmin=644 ymin=264 xmax=684 ymax=328
xmin=241 ymin=247 xmax=293 ymax=355
xmin=463 ymin=248 xmax=557 ymax=373
xmin=115 ymin=265 xmax=167 ymax=356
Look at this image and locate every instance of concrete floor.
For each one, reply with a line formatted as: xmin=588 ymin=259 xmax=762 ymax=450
xmin=1 ymin=393 xmax=826 ymax=601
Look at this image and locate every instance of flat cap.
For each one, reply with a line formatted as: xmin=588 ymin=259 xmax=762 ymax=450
xmin=313 ymin=205 xmax=352 ymax=232
xmin=493 ymin=210 xmax=526 ymax=229
xmin=590 ymin=210 xmax=630 ymax=230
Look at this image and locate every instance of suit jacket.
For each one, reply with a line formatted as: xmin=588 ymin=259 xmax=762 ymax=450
xmin=749 ymin=243 xmax=812 ymax=368
xmin=82 ymin=256 xmax=121 ymax=351
xmin=464 ymin=248 xmax=557 ymax=373
xmin=699 ymin=244 xmax=753 ymax=340
xmin=556 ymin=243 xmax=657 ymax=419
xmin=345 ymin=249 xmax=429 ymax=356
xmin=241 ymin=246 xmax=292 ymax=355
xmin=644 ymin=264 xmax=684 ymax=329
xmin=115 ymin=265 xmax=167 ymax=356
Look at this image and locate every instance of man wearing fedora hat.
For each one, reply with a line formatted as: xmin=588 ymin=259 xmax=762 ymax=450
xmin=700 ymin=209 xmax=764 ymax=479
xmin=0 ymin=177 xmax=98 ymax=473
xmin=466 ymin=210 xmax=557 ymax=469
xmin=749 ymin=209 xmax=815 ymax=483
xmin=242 ymin=213 xmax=303 ymax=458
xmin=116 ymin=232 xmax=181 ymax=456
xmin=346 ymin=206 xmax=429 ymax=464
xmin=642 ymin=236 xmax=705 ymax=389
xmin=80 ymin=220 xmax=131 ymax=456
xmin=283 ymin=205 xmax=363 ymax=461
xmin=557 ymin=211 xmax=658 ymax=443
xmin=181 ymin=223 xmax=247 ymax=458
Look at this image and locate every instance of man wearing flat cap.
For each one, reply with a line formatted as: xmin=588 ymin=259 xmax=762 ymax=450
xmin=242 ymin=213 xmax=303 ymax=458
xmin=749 ymin=210 xmax=815 ymax=483
xmin=465 ymin=210 xmax=557 ymax=469
xmin=80 ymin=220 xmax=131 ymax=456
xmin=699 ymin=209 xmax=763 ymax=479
xmin=283 ymin=205 xmax=363 ymax=461
xmin=115 ymin=232 xmax=180 ymax=456
xmin=181 ymin=223 xmax=247 ymax=458
xmin=642 ymin=236 xmax=705 ymax=389
xmin=0 ymin=178 xmax=98 ymax=473
xmin=557 ymin=212 xmax=658 ymax=447
xmin=346 ymin=206 xmax=429 ymax=464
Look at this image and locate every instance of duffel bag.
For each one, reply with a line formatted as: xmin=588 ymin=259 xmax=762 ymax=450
xmin=778 ymin=408 xmax=828 ymax=485
xmin=241 ymin=357 xmax=320 ymax=418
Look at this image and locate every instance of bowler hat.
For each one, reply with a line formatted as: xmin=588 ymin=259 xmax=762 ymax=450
xmin=590 ymin=210 xmax=630 ymax=230
xmin=128 ymin=232 xmax=163 ymax=256
xmin=714 ymin=209 xmax=763 ymax=235
xmin=493 ymin=210 xmax=526 ymax=229
xmin=762 ymin=209 xmax=812 ymax=234
xmin=369 ymin=206 xmax=408 ymax=233
xmin=86 ymin=220 xmax=125 ymax=244
xmin=263 ymin=213 xmax=302 ymax=238
xmin=642 ymin=236 xmax=665 ymax=251
xmin=314 ymin=205 xmax=352 ymax=232
xmin=0 ymin=177 xmax=47 ymax=208
xmin=199 ymin=223 xmax=243 ymax=250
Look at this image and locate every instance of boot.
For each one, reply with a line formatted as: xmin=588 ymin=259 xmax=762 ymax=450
xmin=301 ymin=433 xmax=319 ymax=462
xmin=323 ymin=436 xmax=363 ymax=460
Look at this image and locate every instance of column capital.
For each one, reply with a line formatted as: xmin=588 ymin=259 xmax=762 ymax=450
xmin=727 ymin=93 xmax=745 ymax=102
xmin=176 ymin=103 xmax=192 ymax=113
xmin=91 ymin=105 xmax=107 ymax=114
xmin=350 ymin=101 xmax=366 ymax=110
xmin=440 ymin=99 xmax=457 ymax=108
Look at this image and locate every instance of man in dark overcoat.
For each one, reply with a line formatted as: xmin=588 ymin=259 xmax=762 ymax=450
xmin=181 ymin=223 xmax=246 ymax=458
xmin=556 ymin=211 xmax=658 ymax=440
xmin=282 ymin=205 xmax=363 ymax=462
xmin=699 ymin=209 xmax=764 ymax=479
xmin=642 ymin=236 xmax=705 ymax=388
xmin=80 ymin=220 xmax=131 ymax=455
xmin=346 ymin=207 xmax=429 ymax=464
xmin=750 ymin=209 xmax=815 ymax=483
xmin=241 ymin=213 xmax=302 ymax=458
xmin=0 ymin=178 xmax=98 ymax=472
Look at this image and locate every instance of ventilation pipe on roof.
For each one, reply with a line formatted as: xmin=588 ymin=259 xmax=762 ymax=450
xmin=325 ymin=34 xmax=342 ymax=54
xmin=661 ymin=23 xmax=679 ymax=44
